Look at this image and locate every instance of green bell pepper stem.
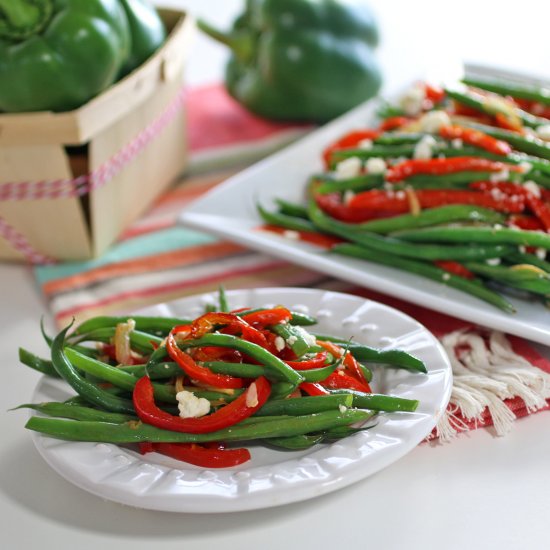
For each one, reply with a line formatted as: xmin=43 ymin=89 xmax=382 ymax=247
xmin=0 ymin=0 xmax=52 ymax=40
xmin=50 ymin=325 xmax=135 ymax=414
xmin=178 ymin=333 xmax=304 ymax=387
xmin=396 ymin=226 xmax=550 ymax=249
xmin=331 ymin=242 xmax=515 ymax=313
xmin=25 ymin=409 xmax=373 ymax=444
xmin=196 ymin=18 xmax=254 ymax=64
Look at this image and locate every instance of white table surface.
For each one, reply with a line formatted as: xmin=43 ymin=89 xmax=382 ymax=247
xmin=2 ymin=2 xmax=550 ymax=548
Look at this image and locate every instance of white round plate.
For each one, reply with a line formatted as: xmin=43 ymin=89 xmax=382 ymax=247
xmin=30 ymin=288 xmax=452 ymax=513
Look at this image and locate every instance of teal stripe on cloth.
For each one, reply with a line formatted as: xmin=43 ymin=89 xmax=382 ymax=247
xmin=34 ymin=227 xmax=217 ymax=286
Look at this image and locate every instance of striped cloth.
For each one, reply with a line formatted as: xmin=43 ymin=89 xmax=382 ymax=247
xmin=34 ymin=84 xmax=550 ymax=441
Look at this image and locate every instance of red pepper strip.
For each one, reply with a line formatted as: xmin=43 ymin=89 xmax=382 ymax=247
xmin=424 ymin=83 xmax=445 ymax=104
xmin=138 ymin=441 xmax=155 ymax=454
xmin=433 ymin=260 xmax=475 ymax=279
xmin=439 ymin=125 xmax=512 ymax=155
xmin=507 ymin=214 xmax=544 ymax=231
xmin=347 ymin=188 xmax=525 ymax=214
xmin=322 ymin=129 xmax=380 ymax=167
xmin=240 ymin=306 xmax=293 ymax=327
xmin=145 ymin=442 xmax=251 ymax=468
xmin=513 ymin=98 xmax=550 ymax=119
xmin=166 ymin=333 xmax=244 ymax=389
xmin=190 ymin=346 xmax=243 ymax=364
xmin=133 ymin=375 xmax=271 ymax=434
xmin=494 ymin=112 xmax=524 ymax=134
xmin=259 ymin=224 xmax=344 ymax=248
xmin=299 ymin=382 xmax=330 ymax=396
xmin=317 ymin=340 xmax=372 ymax=390
xmin=285 ymin=351 xmax=329 ymax=370
xmin=386 ymin=157 xmax=521 ymax=183
xmin=378 ymin=116 xmax=412 ymax=132
xmin=525 ymin=194 xmax=550 ymax=232
xmin=321 ymin=371 xmax=372 ymax=393
xmin=315 ymin=193 xmax=395 ymax=223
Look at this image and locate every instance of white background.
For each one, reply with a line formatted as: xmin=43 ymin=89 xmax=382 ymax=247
xmin=1 ymin=1 xmax=550 ymax=549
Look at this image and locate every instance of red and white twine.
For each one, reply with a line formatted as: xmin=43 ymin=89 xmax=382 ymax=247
xmin=0 ymin=86 xmax=186 ymax=264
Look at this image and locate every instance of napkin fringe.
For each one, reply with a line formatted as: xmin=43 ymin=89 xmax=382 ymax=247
xmin=431 ymin=329 xmax=550 ymax=442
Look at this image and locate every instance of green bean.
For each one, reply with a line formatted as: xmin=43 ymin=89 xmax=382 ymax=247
xmin=264 ymin=434 xmax=324 ymax=450
xmin=465 ymin=262 xmax=550 ymax=296
xmin=217 ymin=285 xmax=229 ymax=312
xmin=257 ymin=202 xmax=319 ymax=232
xmin=14 ymin=402 xmax=136 ymax=423
xmin=374 ymin=132 xmax=425 ymax=145
xmin=75 ymin=316 xmax=190 ymax=336
xmin=460 ymin=121 xmax=550 ymax=161
xmin=329 ymin=144 xmax=416 ymax=164
xmin=396 ymin=226 xmax=550 ymax=249
xmin=308 ymin=199 xmax=512 ymax=261
xmin=179 ymin=333 xmax=304 ymax=387
xmin=71 ymin=327 xmax=163 ymax=354
xmin=18 ymin=348 xmax=59 ymax=377
xmin=25 ymin=409 xmax=373 ymax=444
xmin=271 ymin=323 xmax=316 ymax=357
xmin=404 ymin=170 xmax=521 ymax=185
xmin=295 ymin=361 xmax=339 ymax=382
xmin=203 ymin=360 xmax=279 ymax=380
xmin=461 ymin=76 xmax=550 ymax=106
xmin=328 ymin=390 xmax=420 ymax=412
xmin=118 ymin=362 xmax=181 ymax=379
xmin=254 ymin=394 xmax=353 ymax=417
xmin=346 ymin=205 xmax=505 ymax=234
xmin=445 ymin=87 xmax=547 ymax=129
xmin=65 ymin=348 xmax=176 ymax=403
xmin=314 ymin=173 xmax=384 ymax=194
xmin=274 ymin=198 xmax=309 ymax=219
xmin=50 ymin=325 xmax=136 ymax=414
xmin=313 ymin=335 xmax=426 ymax=372
xmin=331 ymin=242 xmax=515 ymax=312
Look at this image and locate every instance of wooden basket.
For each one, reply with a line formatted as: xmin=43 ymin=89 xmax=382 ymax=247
xmin=0 ymin=9 xmax=194 ymax=262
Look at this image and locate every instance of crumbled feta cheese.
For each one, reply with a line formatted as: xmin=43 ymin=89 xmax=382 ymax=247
xmin=176 ymin=390 xmax=210 ymax=418
xmin=519 ymin=161 xmax=533 ymax=174
xmin=358 ymin=139 xmax=373 ymax=150
xmin=486 ymin=257 xmax=501 ymax=266
xmin=274 ymin=336 xmax=286 ymax=351
xmin=535 ymin=124 xmax=550 ymax=141
xmin=335 ymin=156 xmax=362 ymax=180
xmin=286 ymin=335 xmax=298 ymax=346
xmin=413 ymin=135 xmax=438 ymax=160
xmin=523 ymin=180 xmax=541 ymax=197
xmin=489 ymin=169 xmax=509 ymax=183
xmin=365 ymin=157 xmax=386 ymax=174
xmin=417 ymin=110 xmax=451 ymax=133
xmin=246 ymin=382 xmax=258 ymax=408
xmin=451 ymin=138 xmax=463 ymax=149
xmin=283 ymin=230 xmax=300 ymax=240
xmin=442 ymin=273 xmax=451 ymax=281
xmin=399 ymin=85 xmax=425 ymax=116
xmin=343 ymin=190 xmax=356 ymax=204
xmin=536 ymin=248 xmax=547 ymax=260
xmin=518 ymin=245 xmax=527 ymax=254
xmin=291 ymin=326 xmax=317 ymax=347
xmin=338 ymin=404 xmax=348 ymax=413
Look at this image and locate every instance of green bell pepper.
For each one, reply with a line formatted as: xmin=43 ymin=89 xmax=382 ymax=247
xmin=0 ymin=0 xmax=166 ymax=113
xmin=198 ymin=0 xmax=382 ymax=123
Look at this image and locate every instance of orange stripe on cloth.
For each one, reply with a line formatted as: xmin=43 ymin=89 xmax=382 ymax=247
xmin=54 ymin=261 xmax=330 ymax=327
xmin=42 ymin=242 xmax=246 ymax=296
